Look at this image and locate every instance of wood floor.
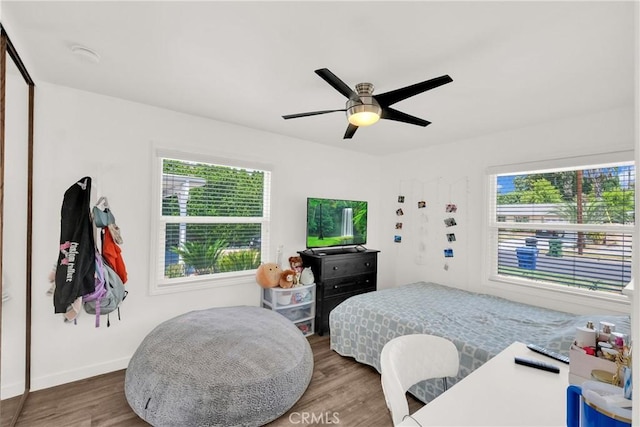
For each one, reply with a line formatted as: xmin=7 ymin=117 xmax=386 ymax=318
xmin=1 ymin=335 xmax=422 ymax=427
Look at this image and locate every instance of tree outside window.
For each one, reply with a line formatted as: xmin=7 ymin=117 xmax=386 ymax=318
xmin=493 ymin=163 xmax=634 ymax=293
xmin=160 ymin=158 xmax=269 ymax=282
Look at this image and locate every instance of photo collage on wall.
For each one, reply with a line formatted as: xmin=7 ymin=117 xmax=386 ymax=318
xmin=444 ymin=202 xmax=458 ymax=263
xmin=393 ymin=177 xmax=466 ymax=269
xmin=393 ymin=192 xmax=429 ymax=255
xmin=394 ymin=195 xmax=405 ymax=243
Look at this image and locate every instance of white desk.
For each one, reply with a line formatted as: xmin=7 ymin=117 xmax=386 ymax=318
xmin=398 ymin=342 xmax=569 ymax=426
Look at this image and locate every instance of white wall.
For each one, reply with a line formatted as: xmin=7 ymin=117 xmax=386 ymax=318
xmin=377 ymin=106 xmax=635 ymax=315
xmin=1 ymin=83 xmax=635 ymax=399
xmin=1 ymin=82 xmax=383 ymax=398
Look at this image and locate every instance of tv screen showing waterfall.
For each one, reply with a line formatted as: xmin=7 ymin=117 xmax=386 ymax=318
xmin=306 ymin=197 xmax=368 ymax=249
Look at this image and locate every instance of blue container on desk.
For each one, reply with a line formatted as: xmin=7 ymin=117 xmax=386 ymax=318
xmin=567 ymin=381 xmax=631 ymax=427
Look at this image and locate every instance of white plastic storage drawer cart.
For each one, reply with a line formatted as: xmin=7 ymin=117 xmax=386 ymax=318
xmin=262 ymin=283 xmax=316 ymax=336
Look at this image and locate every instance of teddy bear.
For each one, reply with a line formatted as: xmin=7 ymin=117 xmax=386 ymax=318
xmin=279 ymin=269 xmax=296 ymax=289
xmin=288 ymin=255 xmax=303 ymax=284
xmin=255 ymin=262 xmax=281 ymax=288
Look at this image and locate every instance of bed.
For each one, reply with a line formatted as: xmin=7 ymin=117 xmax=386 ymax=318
xmin=329 ymin=281 xmax=630 ymax=403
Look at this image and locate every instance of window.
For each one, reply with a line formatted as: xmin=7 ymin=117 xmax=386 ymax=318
xmin=150 ymin=150 xmax=271 ymax=294
xmin=488 ymin=158 xmax=634 ymax=295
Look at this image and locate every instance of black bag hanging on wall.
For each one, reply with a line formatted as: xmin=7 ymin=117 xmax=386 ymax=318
xmin=53 ymin=177 xmax=96 ymax=313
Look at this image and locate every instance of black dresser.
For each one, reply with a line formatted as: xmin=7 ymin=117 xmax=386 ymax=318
xmin=298 ymin=249 xmax=378 ymax=335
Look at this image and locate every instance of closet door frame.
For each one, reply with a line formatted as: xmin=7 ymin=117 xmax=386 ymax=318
xmin=0 ymin=23 xmax=35 ymax=427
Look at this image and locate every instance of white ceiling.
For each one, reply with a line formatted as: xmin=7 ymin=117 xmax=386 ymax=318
xmin=1 ymin=1 xmax=636 ymax=156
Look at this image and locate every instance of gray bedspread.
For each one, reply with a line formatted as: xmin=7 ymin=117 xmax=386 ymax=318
xmin=329 ymin=281 xmax=630 ymax=403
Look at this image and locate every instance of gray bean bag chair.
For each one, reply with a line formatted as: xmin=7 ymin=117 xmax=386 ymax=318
xmin=124 ymin=306 xmax=313 ymax=426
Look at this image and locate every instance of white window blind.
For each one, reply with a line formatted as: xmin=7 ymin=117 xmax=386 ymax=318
xmin=151 ymin=153 xmax=271 ymax=294
xmin=489 ymin=161 xmax=634 ymax=294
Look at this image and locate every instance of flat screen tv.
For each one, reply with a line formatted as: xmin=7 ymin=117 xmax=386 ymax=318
xmin=306 ymin=197 xmax=367 ymax=249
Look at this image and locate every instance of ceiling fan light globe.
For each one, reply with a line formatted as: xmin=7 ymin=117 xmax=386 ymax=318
xmin=348 ymin=111 xmax=380 ymax=126
xmin=347 ymin=103 xmax=382 ymax=127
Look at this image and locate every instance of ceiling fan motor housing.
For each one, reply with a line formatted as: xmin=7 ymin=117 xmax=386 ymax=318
xmin=346 ymin=82 xmax=381 ymax=126
xmin=355 ymin=82 xmax=375 ymax=96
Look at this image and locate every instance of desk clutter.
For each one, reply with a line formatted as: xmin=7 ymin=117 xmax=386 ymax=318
xmin=566 ymin=320 xmax=632 ymax=427
xmin=567 ymin=381 xmax=632 ymax=427
xmin=568 ymin=320 xmax=631 ymax=393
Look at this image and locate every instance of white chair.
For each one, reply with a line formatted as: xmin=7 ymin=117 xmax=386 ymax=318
xmin=380 ymin=334 xmax=459 ymax=426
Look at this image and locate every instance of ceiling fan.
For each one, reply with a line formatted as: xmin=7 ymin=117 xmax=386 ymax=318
xmin=282 ymin=68 xmax=452 ymax=139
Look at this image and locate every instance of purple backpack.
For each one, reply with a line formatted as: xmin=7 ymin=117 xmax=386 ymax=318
xmin=82 ymin=249 xmax=108 ymax=327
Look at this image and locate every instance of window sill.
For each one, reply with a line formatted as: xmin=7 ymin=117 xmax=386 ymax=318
xmin=487 ymin=274 xmax=632 ymax=313
xmin=622 ymin=279 xmax=634 ymax=297
xmin=150 ymin=271 xmax=257 ymax=296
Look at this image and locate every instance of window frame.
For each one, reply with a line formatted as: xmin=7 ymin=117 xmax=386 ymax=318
xmin=485 ymin=150 xmax=634 ymax=303
xmin=149 ymin=147 xmax=272 ymax=295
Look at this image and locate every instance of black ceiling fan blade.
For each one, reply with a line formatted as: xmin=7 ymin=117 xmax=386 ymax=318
xmin=381 ymin=107 xmax=431 ymax=127
xmin=282 ymin=109 xmax=346 ymax=120
xmin=375 ymin=75 xmax=453 ymax=107
xmin=315 ymin=68 xmax=360 ymax=101
xmin=344 ymin=123 xmax=359 ymax=139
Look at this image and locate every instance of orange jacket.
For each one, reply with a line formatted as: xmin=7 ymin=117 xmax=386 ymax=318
xmin=102 ymin=228 xmax=128 ymax=284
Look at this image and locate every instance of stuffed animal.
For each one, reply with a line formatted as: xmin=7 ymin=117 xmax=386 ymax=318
xmin=288 ymin=256 xmax=304 ymax=284
xmin=255 ymin=262 xmax=281 ymax=288
xmin=279 ymin=269 xmax=296 ymax=289
xmin=289 ymin=256 xmax=303 ymax=272
xmin=300 ymin=267 xmax=314 ymax=285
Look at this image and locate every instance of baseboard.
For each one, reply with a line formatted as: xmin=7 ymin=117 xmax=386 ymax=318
xmin=20 ymin=356 xmax=130 ymax=396
xmin=1 ymin=382 xmax=27 ymax=400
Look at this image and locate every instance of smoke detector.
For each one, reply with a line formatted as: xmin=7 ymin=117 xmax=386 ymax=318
xmin=70 ymin=45 xmax=100 ymax=64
